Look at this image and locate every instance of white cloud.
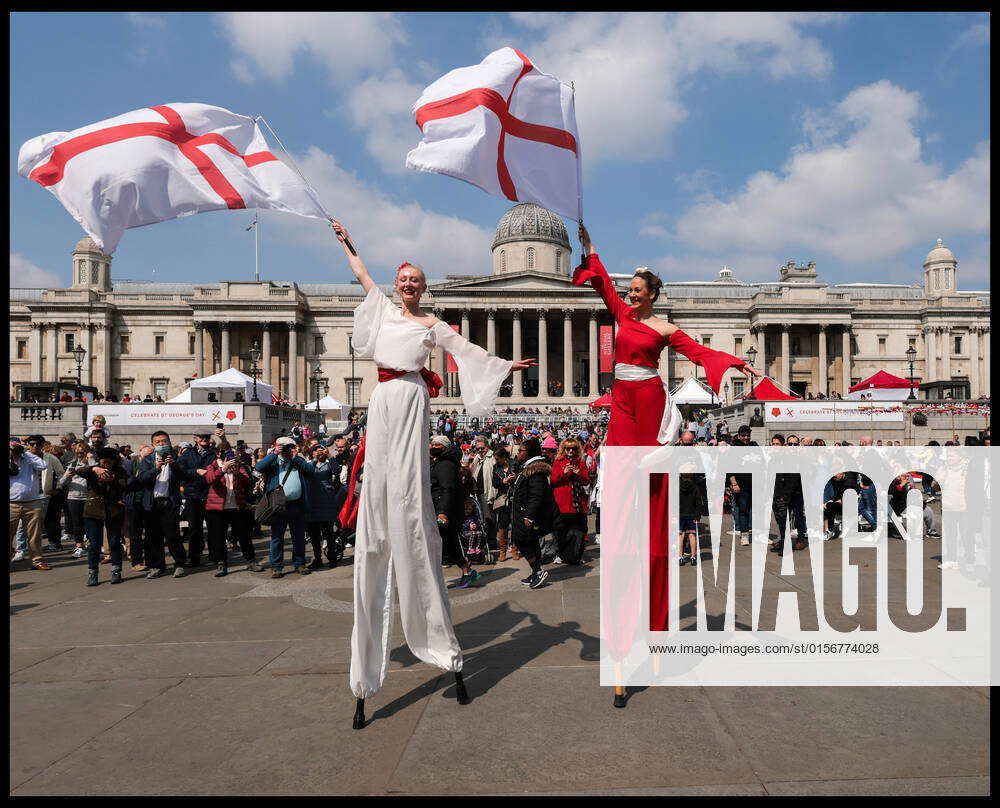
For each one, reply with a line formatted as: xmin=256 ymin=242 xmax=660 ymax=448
xmin=494 ymin=12 xmax=841 ymax=165
xmin=343 ymin=69 xmax=425 ymax=174
xmin=216 ymin=12 xmax=405 ymax=84
xmin=126 ymin=12 xmax=166 ymax=29
xmin=11 ymin=252 xmax=62 ymax=288
xmin=217 ymin=12 xmax=841 ymax=173
xmin=673 ymin=80 xmax=990 ymax=262
xmin=267 ymin=147 xmax=493 ymax=280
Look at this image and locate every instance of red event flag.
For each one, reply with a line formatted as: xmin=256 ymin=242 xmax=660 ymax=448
xmin=599 ymin=325 xmax=614 ymax=373
xmin=446 ymin=324 xmax=460 ymax=372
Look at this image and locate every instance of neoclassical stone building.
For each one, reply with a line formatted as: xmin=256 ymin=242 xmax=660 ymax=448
xmin=9 ymin=203 xmax=991 ymax=406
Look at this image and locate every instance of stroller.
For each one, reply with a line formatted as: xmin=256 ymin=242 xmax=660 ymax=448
xmin=459 ymin=496 xmax=495 ymax=566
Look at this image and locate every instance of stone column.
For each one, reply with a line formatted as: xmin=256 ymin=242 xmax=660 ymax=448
xmin=923 ymin=325 xmax=936 ymax=383
xmin=84 ymin=324 xmax=95 ymax=386
xmin=968 ymin=326 xmax=980 ymax=399
xmin=48 ymin=323 xmax=59 ymax=381
xmin=780 ymin=324 xmax=790 ymax=391
xmin=981 ymin=327 xmax=990 ymax=397
xmin=30 ymin=323 xmax=43 ymax=381
xmin=756 ymin=325 xmax=767 ymax=377
xmin=433 ymin=309 xmax=447 ymax=380
xmin=537 ymin=308 xmax=548 ymax=398
xmin=461 ymin=307 xmax=470 ymax=340
xmin=940 ymin=326 xmax=951 ymax=381
xmin=262 ymin=323 xmax=272 ymax=384
xmin=511 ymin=308 xmax=523 ymax=395
xmin=194 ymin=322 xmax=205 ymax=378
xmin=486 ymin=308 xmax=496 ymax=355
xmin=841 ymin=326 xmax=852 ymax=396
xmin=287 ymin=322 xmax=299 ymax=403
xmin=588 ymin=310 xmax=598 ymax=397
xmin=563 ymin=308 xmax=573 ymax=396
xmin=100 ymin=323 xmax=112 ymax=394
xmin=817 ymin=325 xmax=828 ymax=397
xmin=220 ymin=322 xmax=231 ymax=370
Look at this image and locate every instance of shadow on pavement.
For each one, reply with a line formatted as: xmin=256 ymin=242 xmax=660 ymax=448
xmin=373 ymin=606 xmax=599 ymax=725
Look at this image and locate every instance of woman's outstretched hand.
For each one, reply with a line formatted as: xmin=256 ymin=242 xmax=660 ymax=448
xmin=512 ymin=358 xmax=538 ymax=372
xmin=330 ymin=219 xmax=351 ymax=248
xmin=741 ymin=363 xmax=763 ymax=378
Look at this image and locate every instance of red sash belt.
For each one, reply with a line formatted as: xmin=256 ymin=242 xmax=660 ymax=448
xmin=337 ymin=366 xmax=444 ymax=529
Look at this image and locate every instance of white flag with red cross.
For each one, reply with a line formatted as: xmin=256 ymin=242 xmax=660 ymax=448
xmin=17 ymin=103 xmax=329 ymax=254
xmin=406 ymin=47 xmax=582 ymax=221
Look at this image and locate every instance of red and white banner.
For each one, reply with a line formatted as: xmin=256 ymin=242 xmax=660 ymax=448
xmin=88 ymin=404 xmax=244 ymax=426
xmin=599 ymin=325 xmax=614 ymax=373
xmin=407 ymin=47 xmax=582 ymax=221
xmin=764 ymin=402 xmax=903 ymax=423
xmin=446 ymin=324 xmax=460 ymax=373
xmin=18 ymin=103 xmax=328 ymax=253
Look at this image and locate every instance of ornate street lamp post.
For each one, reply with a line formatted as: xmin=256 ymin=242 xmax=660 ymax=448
xmin=744 ymin=345 xmax=758 ymax=399
xmin=906 ymin=344 xmax=917 ymax=400
xmin=72 ymin=344 xmax=87 ymax=392
xmin=312 ymin=365 xmax=323 ymax=412
xmin=248 ymin=340 xmax=261 ymax=402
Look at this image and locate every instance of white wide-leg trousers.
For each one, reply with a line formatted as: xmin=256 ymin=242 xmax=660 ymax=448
xmin=349 ymin=373 xmax=463 ymax=699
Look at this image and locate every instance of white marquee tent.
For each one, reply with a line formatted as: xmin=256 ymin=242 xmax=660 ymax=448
xmin=304 ymin=395 xmax=352 ymax=419
xmin=669 ymin=377 xmax=718 ymax=405
xmin=167 ymin=368 xmax=272 ymax=403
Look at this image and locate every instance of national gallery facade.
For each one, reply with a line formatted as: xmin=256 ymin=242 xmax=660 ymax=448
xmin=10 ymin=203 xmax=990 ymax=408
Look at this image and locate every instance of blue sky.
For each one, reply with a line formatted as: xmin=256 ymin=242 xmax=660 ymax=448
xmin=10 ymin=12 xmax=990 ymax=290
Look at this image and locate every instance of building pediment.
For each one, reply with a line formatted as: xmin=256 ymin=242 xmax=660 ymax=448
xmin=429 ymin=271 xmax=578 ymax=294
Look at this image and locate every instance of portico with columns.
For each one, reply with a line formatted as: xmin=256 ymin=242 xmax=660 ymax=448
xmin=8 ymin=224 xmax=991 ymax=407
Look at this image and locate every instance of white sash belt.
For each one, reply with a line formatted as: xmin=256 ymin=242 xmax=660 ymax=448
xmin=612 ymin=364 xmax=682 ymax=444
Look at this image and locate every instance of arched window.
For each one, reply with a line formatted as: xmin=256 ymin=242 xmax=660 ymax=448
xmin=500 ymin=250 xmax=506 ymax=272
xmin=78 ymin=260 xmax=87 ymax=283
xmin=555 ymin=250 xmax=562 ymax=273
xmin=92 ymin=262 xmax=101 ymax=283
xmin=526 ymin=247 xmax=535 ymax=269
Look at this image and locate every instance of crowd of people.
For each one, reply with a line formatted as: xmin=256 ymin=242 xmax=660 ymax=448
xmin=12 ymin=409 xmax=987 ymax=587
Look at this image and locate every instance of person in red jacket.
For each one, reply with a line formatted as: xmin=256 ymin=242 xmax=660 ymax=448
xmin=550 ymin=438 xmax=591 ymax=565
xmin=574 ymin=223 xmax=760 ymax=707
xmin=200 ymin=451 xmax=260 ymax=576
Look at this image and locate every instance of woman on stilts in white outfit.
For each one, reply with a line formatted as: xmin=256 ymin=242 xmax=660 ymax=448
xmin=329 ymin=220 xmax=536 ymax=729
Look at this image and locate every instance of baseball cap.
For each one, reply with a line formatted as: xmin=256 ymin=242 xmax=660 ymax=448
xmin=275 ymin=437 xmax=297 ymax=448
xmin=431 ymin=435 xmax=451 ymax=448
xmin=193 ymin=431 xmax=212 ymax=438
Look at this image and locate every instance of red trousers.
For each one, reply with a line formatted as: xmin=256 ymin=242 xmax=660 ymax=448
xmin=607 ymin=377 xmax=670 ymax=632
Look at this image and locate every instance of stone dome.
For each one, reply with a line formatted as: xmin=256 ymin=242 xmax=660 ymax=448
xmin=492 ymin=203 xmax=571 ymax=251
xmin=923 ymin=238 xmax=955 ymax=265
xmin=73 ymin=235 xmax=108 ymax=256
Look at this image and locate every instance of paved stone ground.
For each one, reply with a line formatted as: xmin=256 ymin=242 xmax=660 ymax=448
xmin=9 ymin=513 xmax=990 ymax=796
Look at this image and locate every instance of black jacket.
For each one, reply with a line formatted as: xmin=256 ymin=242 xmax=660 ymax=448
xmin=773 ymin=472 xmax=804 ymax=503
xmin=136 ymin=452 xmax=185 ymax=509
xmin=678 ymin=475 xmax=704 ymax=521
xmin=177 ymin=446 xmax=218 ymax=501
xmin=510 ymin=456 xmax=554 ymax=537
xmin=430 ymin=446 xmax=464 ymax=524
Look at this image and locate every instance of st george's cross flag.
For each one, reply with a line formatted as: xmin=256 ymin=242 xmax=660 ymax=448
xmin=406 ymin=47 xmax=582 ymax=221
xmin=17 ymin=103 xmax=329 ymax=254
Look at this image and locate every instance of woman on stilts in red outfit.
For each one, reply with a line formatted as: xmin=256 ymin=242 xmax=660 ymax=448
xmin=573 ymin=224 xmax=760 ymax=708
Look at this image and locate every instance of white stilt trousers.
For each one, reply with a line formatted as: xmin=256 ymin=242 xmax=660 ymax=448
xmin=349 ymin=373 xmax=463 ymax=699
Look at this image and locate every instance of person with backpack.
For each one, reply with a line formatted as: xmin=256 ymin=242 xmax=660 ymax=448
xmin=549 ymin=438 xmax=590 ymax=565
xmin=509 ymin=437 xmax=554 ymax=589
xmin=254 ymin=437 xmax=315 ymax=578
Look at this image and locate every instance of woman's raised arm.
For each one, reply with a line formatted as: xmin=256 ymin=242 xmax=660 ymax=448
xmin=330 ymin=220 xmax=377 ymax=294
